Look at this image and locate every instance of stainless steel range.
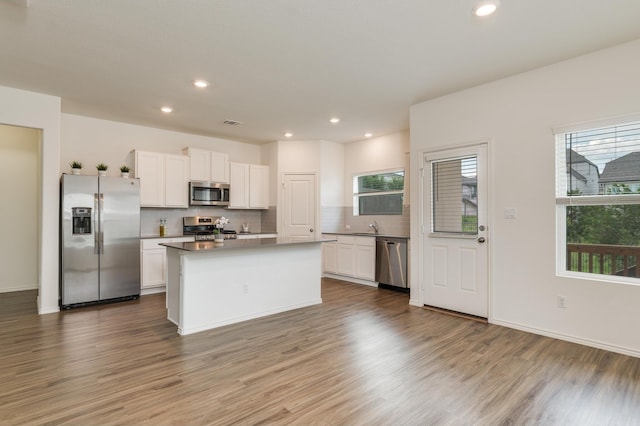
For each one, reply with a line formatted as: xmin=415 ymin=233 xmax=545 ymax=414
xmin=183 ymin=216 xmax=237 ymax=240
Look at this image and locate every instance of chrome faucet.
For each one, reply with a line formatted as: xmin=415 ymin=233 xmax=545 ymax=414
xmin=369 ymin=221 xmax=379 ymax=234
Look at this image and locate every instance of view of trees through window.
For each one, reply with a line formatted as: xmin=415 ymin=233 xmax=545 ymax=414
xmin=559 ymin=121 xmax=640 ymax=278
xmin=354 ymin=171 xmax=404 ymax=215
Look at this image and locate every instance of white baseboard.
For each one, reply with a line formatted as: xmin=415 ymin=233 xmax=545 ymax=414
xmin=491 ymin=318 xmax=640 ymax=359
xmin=141 ymin=286 xmax=166 ymax=296
xmin=0 ymin=284 xmax=38 ymax=293
xmin=322 ymin=273 xmax=378 ymax=287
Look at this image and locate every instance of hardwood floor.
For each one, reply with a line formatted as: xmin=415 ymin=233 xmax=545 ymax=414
xmin=1 ymin=279 xmax=640 ymax=425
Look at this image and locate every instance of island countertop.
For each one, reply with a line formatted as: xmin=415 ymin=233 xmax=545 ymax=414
xmin=161 ymin=237 xmax=336 ymax=253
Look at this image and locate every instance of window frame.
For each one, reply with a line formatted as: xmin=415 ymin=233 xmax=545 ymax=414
xmin=352 ymin=168 xmax=405 ymax=216
xmin=555 ymin=121 xmax=640 ymax=285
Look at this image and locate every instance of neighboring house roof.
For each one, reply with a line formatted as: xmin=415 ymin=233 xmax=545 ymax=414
xmin=600 ymin=151 xmax=640 ymax=183
xmin=566 ymin=149 xmax=600 ymax=174
xmin=462 ymin=176 xmax=477 ymax=186
xmin=568 ymin=167 xmax=587 ymax=183
xmin=462 ymin=198 xmax=477 ymax=208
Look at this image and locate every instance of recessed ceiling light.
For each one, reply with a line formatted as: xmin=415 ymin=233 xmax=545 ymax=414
xmin=329 ymin=117 xmax=340 ymax=124
xmin=284 ymin=132 xmax=293 ymax=138
xmin=193 ymin=80 xmax=209 ymax=88
xmin=161 ymin=106 xmax=173 ymax=113
xmin=364 ymin=133 xmax=373 ymax=138
xmin=473 ymin=1 xmax=498 ymax=17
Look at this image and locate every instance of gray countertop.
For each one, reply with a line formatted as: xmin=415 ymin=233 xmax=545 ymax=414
xmin=161 ymin=237 xmax=336 ymax=253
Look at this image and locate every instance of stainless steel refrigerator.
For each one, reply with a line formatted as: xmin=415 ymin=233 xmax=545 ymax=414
xmin=60 ymin=174 xmax=141 ymax=308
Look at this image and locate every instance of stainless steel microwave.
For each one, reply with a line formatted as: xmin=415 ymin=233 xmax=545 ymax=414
xmin=189 ymin=181 xmax=230 ymax=206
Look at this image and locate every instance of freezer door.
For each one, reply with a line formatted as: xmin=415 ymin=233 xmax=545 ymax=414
xmin=61 ymin=174 xmax=100 ymax=306
xmin=99 ymin=176 xmax=141 ymax=300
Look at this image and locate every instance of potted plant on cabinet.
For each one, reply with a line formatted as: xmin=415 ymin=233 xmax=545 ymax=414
xmin=96 ymin=163 xmax=108 ymax=176
xmin=120 ymin=165 xmax=130 ymax=178
xmin=70 ymin=161 xmax=82 ymax=175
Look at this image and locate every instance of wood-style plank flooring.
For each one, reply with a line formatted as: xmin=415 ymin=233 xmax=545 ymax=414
xmin=1 ymin=278 xmax=640 ymax=425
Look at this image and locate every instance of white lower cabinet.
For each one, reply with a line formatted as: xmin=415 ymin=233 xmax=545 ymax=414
xmin=322 ymin=235 xmax=376 ymax=284
xmin=140 ymin=236 xmax=194 ymax=293
xmin=322 ymin=241 xmax=337 ymax=274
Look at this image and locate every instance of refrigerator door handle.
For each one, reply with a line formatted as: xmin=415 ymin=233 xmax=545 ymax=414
xmin=94 ymin=193 xmax=100 ymax=254
xmin=99 ymin=193 xmax=105 ymax=254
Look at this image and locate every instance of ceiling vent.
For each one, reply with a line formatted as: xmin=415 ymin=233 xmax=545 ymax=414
xmin=223 ymin=120 xmax=243 ymax=126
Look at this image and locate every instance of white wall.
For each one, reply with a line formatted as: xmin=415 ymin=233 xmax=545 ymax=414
xmin=320 ymin=140 xmax=345 ymax=207
xmin=344 ymin=131 xmax=409 ymax=206
xmin=60 ymin=114 xmax=262 ymax=174
xmin=0 ymin=124 xmax=40 ymax=292
xmin=0 ymin=86 xmax=61 ymax=314
xmin=410 ymin=39 xmax=640 ymax=356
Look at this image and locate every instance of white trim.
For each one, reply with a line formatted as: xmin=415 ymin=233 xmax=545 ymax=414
xmin=491 ymin=318 xmax=640 ymax=359
xmin=556 ymin=194 xmax=640 ymax=205
xmin=552 ymin=112 xmax=640 ymax=135
xmin=322 ymin=273 xmax=378 ymax=287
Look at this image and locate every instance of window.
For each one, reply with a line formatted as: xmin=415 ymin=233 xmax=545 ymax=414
xmin=353 ymin=170 xmax=404 ymax=215
xmin=432 ymin=156 xmax=478 ymax=234
xmin=556 ymin=120 xmax=640 ymax=282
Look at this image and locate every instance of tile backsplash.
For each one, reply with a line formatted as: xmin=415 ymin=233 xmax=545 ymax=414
xmin=141 ymin=207 xmax=263 ymax=236
xmin=321 ymin=205 xmax=410 ymax=237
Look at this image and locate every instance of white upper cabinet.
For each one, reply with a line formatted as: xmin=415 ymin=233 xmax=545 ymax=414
xmin=135 ymin=151 xmax=164 ymax=207
xmin=249 ymin=164 xmax=269 ymax=209
xmin=135 ymin=150 xmax=189 ymax=208
xmin=183 ymin=147 xmax=229 ymax=183
xmin=164 ymin=154 xmax=190 ymax=207
xmin=229 ymin=162 xmax=269 ymax=209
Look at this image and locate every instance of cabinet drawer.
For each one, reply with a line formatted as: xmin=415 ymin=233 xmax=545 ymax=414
xmin=337 ymin=235 xmax=356 ymax=245
xmin=355 ymin=236 xmax=375 ymax=247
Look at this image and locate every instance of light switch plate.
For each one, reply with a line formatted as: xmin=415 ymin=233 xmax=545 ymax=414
xmin=504 ymin=208 xmax=517 ymax=219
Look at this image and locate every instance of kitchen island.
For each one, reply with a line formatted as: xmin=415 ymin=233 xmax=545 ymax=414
xmin=161 ymin=237 xmax=334 ymax=335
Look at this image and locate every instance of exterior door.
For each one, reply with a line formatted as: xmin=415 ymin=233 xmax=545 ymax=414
xmin=282 ymin=174 xmax=316 ymax=241
xmin=422 ymin=144 xmax=488 ymax=317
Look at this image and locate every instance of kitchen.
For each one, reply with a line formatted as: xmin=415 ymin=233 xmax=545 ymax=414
xmin=7 ymin=111 xmax=409 ymax=312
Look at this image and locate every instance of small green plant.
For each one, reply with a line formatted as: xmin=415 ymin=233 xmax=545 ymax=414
xmin=120 ymin=165 xmax=130 ymax=173
xmin=96 ymin=163 xmax=108 ymax=171
xmin=69 ymin=161 xmax=82 ymax=169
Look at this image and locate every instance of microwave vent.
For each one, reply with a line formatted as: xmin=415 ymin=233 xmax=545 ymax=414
xmin=223 ymin=119 xmax=243 ymax=126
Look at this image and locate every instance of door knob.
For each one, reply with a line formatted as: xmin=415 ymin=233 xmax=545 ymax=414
xmin=477 ymin=237 xmax=486 ymax=243
xmin=310 ymin=228 xmax=314 ymax=232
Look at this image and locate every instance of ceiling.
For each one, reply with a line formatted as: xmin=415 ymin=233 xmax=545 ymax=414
xmin=1 ymin=0 xmax=640 ymax=145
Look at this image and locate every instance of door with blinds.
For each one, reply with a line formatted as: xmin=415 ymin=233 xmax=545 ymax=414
xmin=422 ymin=144 xmax=488 ymax=318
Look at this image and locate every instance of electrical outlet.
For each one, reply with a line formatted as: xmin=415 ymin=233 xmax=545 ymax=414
xmin=242 ymin=283 xmax=249 ymax=294
xmin=345 ymin=224 xmax=351 ymax=230
xmin=557 ymin=295 xmax=567 ymax=308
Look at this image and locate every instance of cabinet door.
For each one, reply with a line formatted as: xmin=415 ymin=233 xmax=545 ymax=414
xmin=355 ymin=243 xmax=376 ymax=281
xmin=210 ymin=151 xmax=229 ymax=183
xmin=229 ymin=162 xmax=249 ymax=208
xmin=164 ymin=155 xmax=189 ymax=208
xmin=336 ymin=243 xmax=355 ymax=276
xmin=187 ymin=148 xmax=210 ymax=182
xmin=141 ymin=248 xmax=166 ymax=288
xmin=135 ymin=151 xmax=164 ymax=207
xmin=323 ymin=242 xmax=337 ymax=274
xmin=249 ymin=164 xmax=269 ymax=209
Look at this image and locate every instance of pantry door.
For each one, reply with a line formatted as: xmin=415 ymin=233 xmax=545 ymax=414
xmin=422 ymin=144 xmax=488 ymax=318
xmin=282 ymin=173 xmax=317 ymax=241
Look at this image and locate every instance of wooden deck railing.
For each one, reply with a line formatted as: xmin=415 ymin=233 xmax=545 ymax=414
xmin=567 ymin=243 xmax=640 ymax=277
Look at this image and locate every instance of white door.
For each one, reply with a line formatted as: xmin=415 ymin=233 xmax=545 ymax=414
xmin=422 ymin=144 xmax=488 ymax=318
xmin=282 ymin=174 xmax=316 ymax=241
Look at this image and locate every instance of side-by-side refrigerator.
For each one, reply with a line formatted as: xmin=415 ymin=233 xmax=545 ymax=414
xmin=60 ymin=174 xmax=141 ymax=308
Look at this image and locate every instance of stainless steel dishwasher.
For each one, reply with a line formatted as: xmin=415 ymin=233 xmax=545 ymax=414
xmin=375 ymin=237 xmax=408 ymax=290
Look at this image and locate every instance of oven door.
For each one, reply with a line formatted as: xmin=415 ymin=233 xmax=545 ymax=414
xmin=190 ymin=182 xmax=230 ymax=206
